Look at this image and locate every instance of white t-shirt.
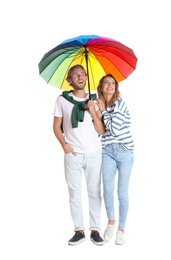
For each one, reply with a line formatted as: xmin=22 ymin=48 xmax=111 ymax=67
xmin=53 ymin=93 xmax=101 ymax=153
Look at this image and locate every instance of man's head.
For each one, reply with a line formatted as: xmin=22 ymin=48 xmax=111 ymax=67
xmin=66 ymin=65 xmax=87 ymax=90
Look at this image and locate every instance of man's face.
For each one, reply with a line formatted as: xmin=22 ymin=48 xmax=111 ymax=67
xmin=69 ymin=68 xmax=87 ymax=90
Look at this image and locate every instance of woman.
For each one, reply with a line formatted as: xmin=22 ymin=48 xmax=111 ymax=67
xmin=96 ymin=74 xmax=135 ymax=245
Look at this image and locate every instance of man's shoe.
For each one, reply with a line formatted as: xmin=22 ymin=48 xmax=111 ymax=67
xmin=90 ymin=231 xmax=104 ymax=245
xmin=68 ymin=231 xmax=85 ymax=245
xmin=115 ymin=229 xmax=125 ymax=245
xmin=103 ymin=220 xmax=117 ymax=242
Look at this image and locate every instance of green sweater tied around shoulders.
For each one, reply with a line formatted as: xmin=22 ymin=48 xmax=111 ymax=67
xmin=62 ymin=90 xmax=97 ymax=128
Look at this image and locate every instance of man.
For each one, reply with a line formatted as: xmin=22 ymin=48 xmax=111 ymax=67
xmin=53 ymin=64 xmax=105 ymax=245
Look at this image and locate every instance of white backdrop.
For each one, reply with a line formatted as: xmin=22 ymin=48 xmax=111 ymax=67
xmin=1 ymin=0 xmax=171 ymax=259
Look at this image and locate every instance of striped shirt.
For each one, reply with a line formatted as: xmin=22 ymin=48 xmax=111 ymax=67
xmin=101 ymin=98 xmax=134 ymax=151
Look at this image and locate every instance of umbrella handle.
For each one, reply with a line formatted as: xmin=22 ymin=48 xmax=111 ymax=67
xmin=84 ymin=47 xmax=91 ymax=100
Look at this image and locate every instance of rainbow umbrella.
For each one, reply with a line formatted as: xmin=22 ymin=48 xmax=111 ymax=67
xmin=38 ymin=35 xmax=138 ymax=98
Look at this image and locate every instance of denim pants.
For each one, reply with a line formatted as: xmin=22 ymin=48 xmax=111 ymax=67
xmin=64 ymin=149 xmax=102 ymax=231
xmin=102 ymin=144 xmax=134 ymax=230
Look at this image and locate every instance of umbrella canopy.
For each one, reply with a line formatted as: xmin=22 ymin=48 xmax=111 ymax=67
xmin=38 ymin=35 xmax=138 ymax=97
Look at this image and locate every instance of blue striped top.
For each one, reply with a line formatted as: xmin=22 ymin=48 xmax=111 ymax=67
xmin=101 ymin=98 xmax=134 ymax=151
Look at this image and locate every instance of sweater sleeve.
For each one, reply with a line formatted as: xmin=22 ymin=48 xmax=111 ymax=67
xmin=102 ymin=99 xmax=130 ymax=136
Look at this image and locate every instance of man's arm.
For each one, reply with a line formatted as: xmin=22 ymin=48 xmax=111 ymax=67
xmin=53 ymin=116 xmax=76 ymax=155
xmin=87 ymin=100 xmax=105 ymax=135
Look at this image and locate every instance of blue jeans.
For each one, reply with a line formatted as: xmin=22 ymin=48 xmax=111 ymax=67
xmin=64 ymin=149 xmax=102 ymax=231
xmin=102 ymin=144 xmax=134 ymax=230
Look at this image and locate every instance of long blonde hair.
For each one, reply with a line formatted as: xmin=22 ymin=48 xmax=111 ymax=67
xmin=97 ymin=74 xmax=121 ymax=106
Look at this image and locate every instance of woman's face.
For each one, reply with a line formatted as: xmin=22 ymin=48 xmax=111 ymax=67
xmin=101 ymin=76 xmax=116 ymax=95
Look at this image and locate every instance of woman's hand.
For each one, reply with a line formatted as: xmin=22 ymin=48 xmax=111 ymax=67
xmin=96 ymin=98 xmax=106 ymax=112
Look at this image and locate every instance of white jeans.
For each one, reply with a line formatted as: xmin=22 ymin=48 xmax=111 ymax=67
xmin=64 ymin=149 xmax=102 ymax=231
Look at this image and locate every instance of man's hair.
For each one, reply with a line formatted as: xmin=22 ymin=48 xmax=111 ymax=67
xmin=66 ymin=64 xmax=87 ymax=83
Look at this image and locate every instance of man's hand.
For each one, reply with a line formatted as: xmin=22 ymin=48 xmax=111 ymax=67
xmin=62 ymin=143 xmax=77 ymax=156
xmin=87 ymin=100 xmax=96 ymax=115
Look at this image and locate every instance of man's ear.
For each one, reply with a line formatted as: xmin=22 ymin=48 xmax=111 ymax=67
xmin=68 ymin=80 xmax=72 ymax=86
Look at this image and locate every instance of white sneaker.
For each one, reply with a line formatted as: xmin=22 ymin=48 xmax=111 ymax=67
xmin=115 ymin=229 xmax=125 ymax=245
xmin=103 ymin=221 xmax=117 ymax=242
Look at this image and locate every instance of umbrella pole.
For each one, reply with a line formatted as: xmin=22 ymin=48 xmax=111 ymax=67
xmin=84 ymin=47 xmax=91 ymax=100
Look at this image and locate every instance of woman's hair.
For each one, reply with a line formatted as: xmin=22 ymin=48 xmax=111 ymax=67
xmin=66 ymin=64 xmax=87 ymax=84
xmin=97 ymin=74 xmax=121 ymax=106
